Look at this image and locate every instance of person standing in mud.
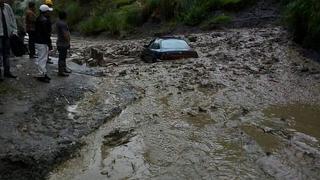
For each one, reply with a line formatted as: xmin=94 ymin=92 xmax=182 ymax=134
xmin=56 ymin=11 xmax=71 ymax=76
xmin=44 ymin=0 xmax=53 ymax=64
xmin=0 ymin=0 xmax=17 ymax=81
xmin=34 ymin=4 xmax=53 ymax=83
xmin=25 ymin=1 xmax=36 ymax=59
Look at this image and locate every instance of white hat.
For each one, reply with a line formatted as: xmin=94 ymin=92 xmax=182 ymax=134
xmin=39 ymin=4 xmax=53 ymax=12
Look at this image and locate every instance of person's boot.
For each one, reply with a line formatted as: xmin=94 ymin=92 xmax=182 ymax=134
xmin=44 ymin=74 xmax=51 ymax=81
xmin=37 ymin=74 xmax=50 ymax=83
xmin=64 ymin=67 xmax=72 ymax=73
xmin=58 ymin=71 xmax=69 ymax=77
xmin=36 ymin=76 xmax=48 ymax=83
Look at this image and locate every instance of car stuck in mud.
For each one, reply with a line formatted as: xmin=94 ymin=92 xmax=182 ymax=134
xmin=141 ymin=37 xmax=199 ymax=63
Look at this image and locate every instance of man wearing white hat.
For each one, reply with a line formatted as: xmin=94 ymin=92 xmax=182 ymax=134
xmin=34 ymin=4 xmax=53 ymax=83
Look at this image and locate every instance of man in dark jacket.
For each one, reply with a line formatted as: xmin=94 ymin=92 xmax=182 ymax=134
xmin=34 ymin=4 xmax=52 ymax=83
xmin=0 ymin=0 xmax=17 ymax=81
xmin=56 ymin=11 xmax=71 ymax=76
xmin=25 ymin=1 xmax=36 ymax=59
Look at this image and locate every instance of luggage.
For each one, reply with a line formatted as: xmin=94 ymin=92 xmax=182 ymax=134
xmin=10 ymin=34 xmax=26 ymax=57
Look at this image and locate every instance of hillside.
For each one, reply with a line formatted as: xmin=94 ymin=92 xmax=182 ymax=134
xmin=53 ymin=0 xmax=319 ymax=51
xmin=54 ymin=0 xmax=268 ymax=35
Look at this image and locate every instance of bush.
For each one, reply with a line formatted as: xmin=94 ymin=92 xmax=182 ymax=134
xmin=55 ymin=0 xmax=257 ymax=35
xmin=201 ymin=14 xmax=232 ymax=29
xmin=179 ymin=0 xmax=249 ymax=25
xmin=54 ymin=1 xmax=86 ymax=29
xmin=78 ymin=16 xmax=104 ymax=35
xmin=284 ymin=0 xmax=320 ymax=50
xmin=78 ymin=3 xmax=143 ymax=36
xmin=120 ymin=4 xmax=144 ymax=26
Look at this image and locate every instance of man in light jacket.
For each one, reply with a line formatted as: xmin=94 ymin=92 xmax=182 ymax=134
xmin=0 ymin=0 xmax=17 ymax=81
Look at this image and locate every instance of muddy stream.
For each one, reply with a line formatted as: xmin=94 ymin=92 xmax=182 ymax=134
xmin=47 ymin=27 xmax=320 ymax=180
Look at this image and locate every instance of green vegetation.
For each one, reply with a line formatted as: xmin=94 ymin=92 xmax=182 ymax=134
xmin=201 ymin=14 xmax=232 ymax=30
xmin=54 ymin=0 xmax=255 ymax=35
xmin=283 ymin=0 xmax=320 ymax=50
xmin=50 ymin=0 xmax=320 ymax=51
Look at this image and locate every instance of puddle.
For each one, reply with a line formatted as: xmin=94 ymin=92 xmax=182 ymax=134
xmin=215 ymin=138 xmax=245 ymax=162
xmin=159 ymin=96 xmax=169 ymax=106
xmin=264 ymin=104 xmax=320 ymax=140
xmin=49 ymin=122 xmax=149 ymax=180
xmin=184 ymin=113 xmax=215 ymax=128
xmin=241 ymin=125 xmax=282 ymax=152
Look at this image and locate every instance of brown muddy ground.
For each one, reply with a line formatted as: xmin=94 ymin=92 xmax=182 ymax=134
xmin=44 ymin=27 xmax=320 ymax=180
xmin=1 ymin=25 xmax=320 ymax=180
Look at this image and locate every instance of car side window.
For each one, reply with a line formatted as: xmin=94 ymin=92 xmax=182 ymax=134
xmin=150 ymin=43 xmax=160 ymax=49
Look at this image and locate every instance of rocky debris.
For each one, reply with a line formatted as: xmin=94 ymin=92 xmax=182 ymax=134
xmin=257 ymin=155 xmax=298 ymax=180
xmin=103 ymin=129 xmax=135 ymax=147
xmin=187 ymin=35 xmax=197 ymax=42
xmin=50 ymin=26 xmax=320 ymax=180
xmin=4 ymin=25 xmax=320 ymax=180
xmin=87 ymin=48 xmax=105 ymax=67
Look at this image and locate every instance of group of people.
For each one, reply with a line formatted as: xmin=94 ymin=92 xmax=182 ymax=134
xmin=0 ymin=0 xmax=71 ymax=83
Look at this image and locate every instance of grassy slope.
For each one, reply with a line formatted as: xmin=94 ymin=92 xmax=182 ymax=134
xmin=283 ymin=0 xmax=320 ymax=50
xmin=52 ymin=0 xmax=320 ymax=50
xmin=54 ymin=0 xmax=256 ymax=35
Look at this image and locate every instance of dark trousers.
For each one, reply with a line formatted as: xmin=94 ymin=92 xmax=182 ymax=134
xmin=57 ymin=46 xmax=68 ymax=72
xmin=0 ymin=36 xmax=11 ymax=74
xmin=27 ymin=31 xmax=36 ymax=57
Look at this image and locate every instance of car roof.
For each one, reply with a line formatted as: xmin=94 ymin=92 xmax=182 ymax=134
xmin=157 ymin=36 xmax=185 ymax=40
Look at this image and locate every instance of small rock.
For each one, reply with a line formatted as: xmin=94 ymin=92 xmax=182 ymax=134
xmin=198 ymin=107 xmax=207 ymax=113
xmin=101 ymin=170 xmax=109 ymax=176
xmin=119 ymin=70 xmax=127 ymax=76
xmin=300 ymin=67 xmax=309 ymax=72
xmin=266 ymin=152 xmax=272 ymax=156
xmin=310 ymin=68 xmax=320 ymax=74
xmin=187 ymin=36 xmax=197 ymax=42
xmin=90 ymin=48 xmax=104 ymax=66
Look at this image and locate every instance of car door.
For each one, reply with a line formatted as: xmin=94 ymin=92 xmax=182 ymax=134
xmin=144 ymin=40 xmax=161 ymax=62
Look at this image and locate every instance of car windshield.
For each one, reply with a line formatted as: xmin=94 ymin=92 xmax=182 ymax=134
xmin=161 ymin=39 xmax=190 ymax=49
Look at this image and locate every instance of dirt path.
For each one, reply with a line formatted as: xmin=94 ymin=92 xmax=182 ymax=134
xmin=44 ymin=27 xmax=320 ymax=179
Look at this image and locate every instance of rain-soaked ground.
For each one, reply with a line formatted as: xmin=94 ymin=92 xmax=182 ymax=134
xmin=44 ymin=27 xmax=320 ymax=180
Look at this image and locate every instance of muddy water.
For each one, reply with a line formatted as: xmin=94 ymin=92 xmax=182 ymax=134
xmin=49 ymin=92 xmax=267 ymax=179
xmin=264 ymin=104 xmax=320 ymax=140
xmin=48 ymin=27 xmax=320 ymax=179
xmin=241 ymin=125 xmax=282 ymax=152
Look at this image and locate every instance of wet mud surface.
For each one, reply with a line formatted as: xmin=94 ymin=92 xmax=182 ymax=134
xmin=0 ymin=39 xmax=142 ymax=180
xmin=43 ymin=27 xmax=320 ymax=179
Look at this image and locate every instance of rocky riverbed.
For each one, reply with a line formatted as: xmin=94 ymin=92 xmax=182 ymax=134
xmin=1 ymin=26 xmax=320 ymax=180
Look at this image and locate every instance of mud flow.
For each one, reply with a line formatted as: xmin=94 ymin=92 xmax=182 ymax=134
xmin=46 ymin=27 xmax=320 ymax=180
